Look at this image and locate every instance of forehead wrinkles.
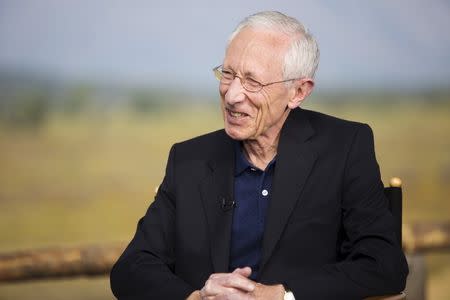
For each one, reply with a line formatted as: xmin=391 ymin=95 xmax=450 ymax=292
xmin=224 ymin=29 xmax=289 ymax=79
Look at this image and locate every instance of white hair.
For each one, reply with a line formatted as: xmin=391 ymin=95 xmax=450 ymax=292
xmin=227 ymin=11 xmax=320 ymax=80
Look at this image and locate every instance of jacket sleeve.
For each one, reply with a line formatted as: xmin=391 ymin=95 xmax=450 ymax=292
xmin=110 ymin=145 xmax=196 ymax=300
xmin=284 ymin=124 xmax=409 ymax=300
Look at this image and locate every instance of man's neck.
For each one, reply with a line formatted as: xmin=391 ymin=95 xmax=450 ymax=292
xmin=242 ymin=138 xmax=278 ymax=171
xmin=241 ymin=108 xmax=290 ymax=170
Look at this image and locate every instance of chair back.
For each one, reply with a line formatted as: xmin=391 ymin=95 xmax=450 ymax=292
xmin=383 ymin=178 xmax=403 ymax=247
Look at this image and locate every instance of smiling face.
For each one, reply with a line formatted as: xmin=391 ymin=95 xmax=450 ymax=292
xmin=220 ymin=27 xmax=296 ymax=142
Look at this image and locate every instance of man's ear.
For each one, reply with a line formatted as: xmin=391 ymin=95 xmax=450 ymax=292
xmin=287 ymin=78 xmax=314 ymax=109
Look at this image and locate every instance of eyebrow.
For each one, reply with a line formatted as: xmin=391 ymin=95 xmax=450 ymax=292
xmin=222 ymin=64 xmax=263 ymax=81
xmin=243 ymin=70 xmax=258 ymax=78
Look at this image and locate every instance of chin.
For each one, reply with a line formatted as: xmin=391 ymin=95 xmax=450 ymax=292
xmin=224 ymin=125 xmax=250 ymax=141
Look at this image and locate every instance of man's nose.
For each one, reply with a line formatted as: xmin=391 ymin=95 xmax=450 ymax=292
xmin=224 ymin=77 xmax=246 ymax=105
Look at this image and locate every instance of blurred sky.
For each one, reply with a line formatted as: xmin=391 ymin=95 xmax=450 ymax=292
xmin=0 ymin=0 xmax=449 ymax=92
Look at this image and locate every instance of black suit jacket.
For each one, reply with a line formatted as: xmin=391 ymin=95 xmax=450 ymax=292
xmin=110 ymin=108 xmax=408 ymax=300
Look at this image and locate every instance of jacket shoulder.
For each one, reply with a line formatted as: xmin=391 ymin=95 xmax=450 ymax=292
xmin=175 ymin=129 xmax=228 ymax=149
xmin=300 ymin=108 xmax=366 ymax=131
xmin=171 ymin=129 xmax=232 ymax=161
xmin=299 ymin=108 xmax=374 ymax=140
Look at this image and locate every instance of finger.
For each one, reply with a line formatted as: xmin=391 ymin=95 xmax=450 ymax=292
xmin=202 ymin=286 xmax=250 ymax=299
xmin=215 ymin=273 xmax=255 ymax=292
xmin=203 ymin=273 xmax=255 ymax=294
xmin=202 ymin=278 xmax=242 ymax=297
xmin=214 ymin=289 xmax=256 ymax=300
xmin=232 ymin=267 xmax=252 ymax=278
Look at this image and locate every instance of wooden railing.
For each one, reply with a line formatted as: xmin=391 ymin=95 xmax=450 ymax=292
xmin=0 ymin=222 xmax=449 ymax=300
xmin=1 ymin=222 xmax=448 ymax=283
xmin=402 ymin=222 xmax=450 ymax=253
xmin=0 ymin=243 xmax=125 ymax=282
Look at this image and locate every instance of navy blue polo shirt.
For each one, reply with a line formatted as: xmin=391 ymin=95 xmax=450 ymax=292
xmin=229 ymin=142 xmax=276 ymax=280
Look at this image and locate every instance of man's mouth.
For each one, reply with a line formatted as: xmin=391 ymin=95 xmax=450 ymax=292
xmin=227 ymin=108 xmax=249 ymax=118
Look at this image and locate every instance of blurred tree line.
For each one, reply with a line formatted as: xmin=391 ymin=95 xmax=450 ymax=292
xmin=0 ymin=72 xmax=186 ymax=129
xmin=0 ymin=71 xmax=449 ymax=129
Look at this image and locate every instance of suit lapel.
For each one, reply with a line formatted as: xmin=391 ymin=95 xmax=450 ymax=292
xmin=199 ymin=133 xmax=235 ymax=273
xmin=260 ymin=108 xmax=317 ymax=273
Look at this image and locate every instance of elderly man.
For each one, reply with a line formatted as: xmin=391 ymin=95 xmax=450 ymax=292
xmin=110 ymin=11 xmax=408 ymax=300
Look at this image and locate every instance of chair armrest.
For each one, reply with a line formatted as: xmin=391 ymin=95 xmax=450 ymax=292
xmin=363 ymin=292 xmax=406 ymax=300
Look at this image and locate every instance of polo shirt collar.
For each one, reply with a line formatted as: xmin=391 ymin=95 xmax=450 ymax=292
xmin=234 ymin=141 xmax=252 ymax=176
xmin=233 ymin=141 xmax=277 ymax=176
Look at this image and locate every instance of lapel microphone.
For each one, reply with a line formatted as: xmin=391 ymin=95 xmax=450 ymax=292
xmin=221 ymin=197 xmax=236 ymax=211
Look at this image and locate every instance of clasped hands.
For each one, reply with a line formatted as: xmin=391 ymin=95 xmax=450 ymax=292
xmin=187 ymin=267 xmax=285 ymax=300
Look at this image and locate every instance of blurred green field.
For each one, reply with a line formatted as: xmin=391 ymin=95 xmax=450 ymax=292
xmin=0 ymin=101 xmax=449 ymax=299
